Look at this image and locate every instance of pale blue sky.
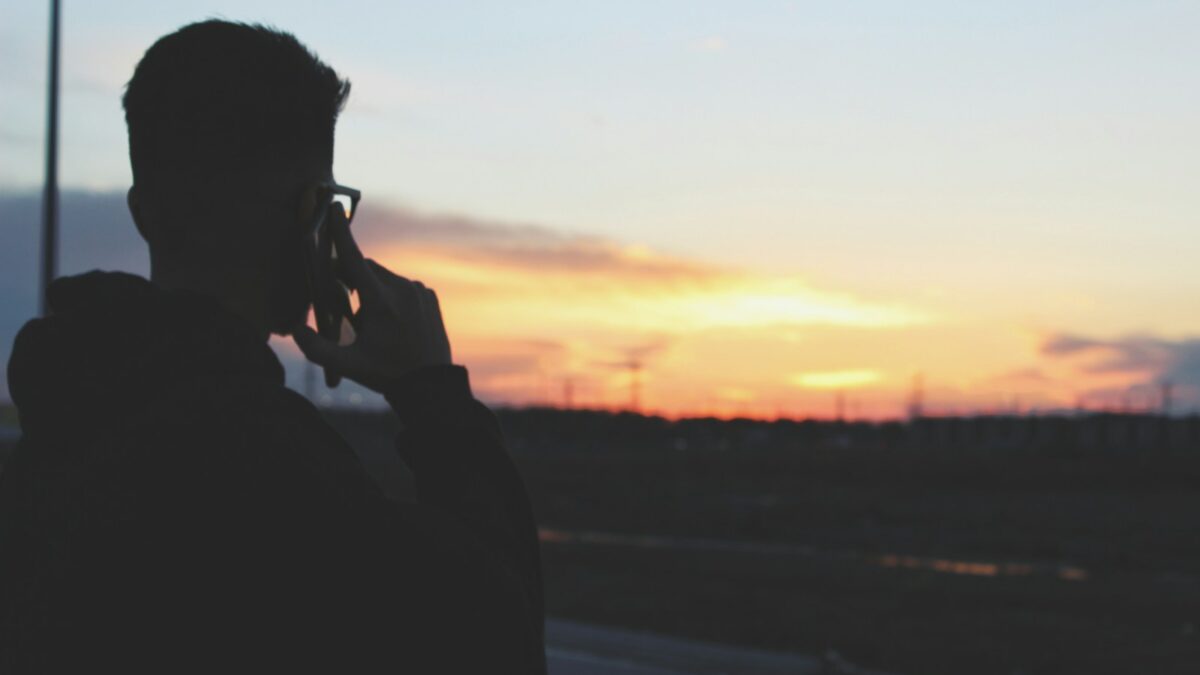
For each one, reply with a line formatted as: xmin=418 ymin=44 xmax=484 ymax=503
xmin=2 ymin=1 xmax=1199 ymax=337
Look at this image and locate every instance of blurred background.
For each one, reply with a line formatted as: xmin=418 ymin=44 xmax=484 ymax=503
xmin=2 ymin=2 xmax=1200 ymax=674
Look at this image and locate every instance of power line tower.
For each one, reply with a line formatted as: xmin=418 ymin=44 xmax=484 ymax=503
xmin=595 ymin=346 xmax=659 ymax=414
xmin=1161 ymin=380 xmax=1174 ymax=417
xmin=603 ymin=355 xmax=645 ymax=413
xmin=907 ymin=372 xmax=924 ymax=421
xmin=562 ymin=377 xmax=575 ymax=410
xmin=626 ymin=358 xmax=643 ymax=413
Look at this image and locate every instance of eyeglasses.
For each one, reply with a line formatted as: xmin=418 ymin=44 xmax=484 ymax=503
xmin=302 ymin=181 xmax=361 ymax=241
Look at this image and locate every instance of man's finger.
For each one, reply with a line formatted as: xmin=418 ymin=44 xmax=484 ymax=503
xmin=324 ymin=368 xmax=342 ymax=389
xmin=424 ymin=286 xmax=441 ymax=314
xmin=293 ymin=324 xmax=343 ymax=368
xmin=328 ymin=209 xmax=384 ymax=305
xmin=424 ymin=287 xmax=452 ymax=361
xmin=424 ymin=287 xmax=444 ymax=325
xmin=365 ymin=260 xmax=425 ymax=308
xmin=365 ymin=259 xmax=410 ymax=285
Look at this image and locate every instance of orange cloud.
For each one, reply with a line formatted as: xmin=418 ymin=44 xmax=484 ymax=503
xmin=338 ymin=201 xmax=1198 ymax=418
xmin=344 ymin=202 xmax=940 ymax=416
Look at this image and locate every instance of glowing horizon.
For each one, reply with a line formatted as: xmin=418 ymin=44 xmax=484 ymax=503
xmin=317 ymin=199 xmax=1196 ymax=420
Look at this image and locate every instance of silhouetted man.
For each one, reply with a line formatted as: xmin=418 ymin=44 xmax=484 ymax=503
xmin=0 ymin=20 xmax=545 ymax=673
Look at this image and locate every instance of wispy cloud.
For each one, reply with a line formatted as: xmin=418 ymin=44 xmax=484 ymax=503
xmin=1038 ymin=332 xmax=1200 ymax=409
xmin=356 ymin=205 xmax=715 ymax=283
xmin=1040 ymin=333 xmax=1187 ymax=377
xmin=356 ymin=202 xmax=926 ymax=332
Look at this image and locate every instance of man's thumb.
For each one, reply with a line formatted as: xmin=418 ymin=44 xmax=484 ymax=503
xmin=293 ymin=325 xmax=338 ymax=366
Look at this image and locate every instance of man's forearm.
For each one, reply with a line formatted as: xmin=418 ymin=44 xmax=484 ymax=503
xmin=384 ymin=365 xmax=544 ymax=641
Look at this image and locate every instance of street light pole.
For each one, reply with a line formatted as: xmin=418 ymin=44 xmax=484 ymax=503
xmin=40 ymin=0 xmax=61 ymax=316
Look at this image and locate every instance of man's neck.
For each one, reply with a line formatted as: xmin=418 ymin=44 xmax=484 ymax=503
xmin=150 ymin=265 xmax=272 ymax=341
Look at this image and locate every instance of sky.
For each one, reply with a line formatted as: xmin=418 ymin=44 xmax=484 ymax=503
xmin=2 ymin=1 xmax=1199 ymax=418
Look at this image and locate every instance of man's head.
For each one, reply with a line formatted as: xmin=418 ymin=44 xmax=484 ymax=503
xmin=123 ymin=20 xmax=350 ymax=336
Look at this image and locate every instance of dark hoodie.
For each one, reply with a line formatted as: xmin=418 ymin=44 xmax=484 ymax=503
xmin=0 ymin=272 xmax=545 ymax=673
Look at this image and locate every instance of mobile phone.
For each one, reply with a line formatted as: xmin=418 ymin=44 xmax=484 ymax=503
xmin=302 ymin=193 xmax=358 ymax=387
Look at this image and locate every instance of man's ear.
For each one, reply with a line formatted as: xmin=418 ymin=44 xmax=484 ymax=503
xmin=127 ymin=186 xmax=152 ymax=245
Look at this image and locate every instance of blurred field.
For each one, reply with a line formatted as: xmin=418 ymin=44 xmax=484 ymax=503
xmin=502 ymin=409 xmax=1200 ymax=675
xmin=525 ymin=451 xmax=1200 ymax=675
xmin=312 ymin=406 xmax=1200 ymax=674
xmin=3 ymin=405 xmax=1199 ymax=674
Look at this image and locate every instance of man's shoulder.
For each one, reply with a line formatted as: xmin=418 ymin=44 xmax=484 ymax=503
xmin=157 ymin=371 xmax=332 ymax=434
xmin=6 ymin=373 xmax=367 ymax=500
xmin=136 ymin=373 xmax=366 ymax=479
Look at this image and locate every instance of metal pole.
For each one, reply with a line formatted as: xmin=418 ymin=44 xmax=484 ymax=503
xmin=304 ymin=360 xmax=316 ymax=402
xmin=40 ymin=0 xmax=61 ymax=316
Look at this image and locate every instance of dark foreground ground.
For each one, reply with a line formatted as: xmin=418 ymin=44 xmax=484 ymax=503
xmin=4 ymin=405 xmax=1199 ymax=675
xmin=516 ymin=408 xmax=1200 ymax=667
xmin=321 ymin=407 xmax=1200 ymax=675
xmin=530 ymin=461 xmax=1200 ymax=673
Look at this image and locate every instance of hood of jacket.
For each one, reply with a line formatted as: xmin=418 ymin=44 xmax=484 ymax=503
xmin=7 ymin=271 xmax=284 ymax=443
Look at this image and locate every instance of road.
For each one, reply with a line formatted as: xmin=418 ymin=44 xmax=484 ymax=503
xmin=545 ymin=618 xmax=826 ymax=675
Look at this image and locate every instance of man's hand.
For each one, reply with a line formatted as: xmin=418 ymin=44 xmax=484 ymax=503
xmin=292 ymin=211 xmax=452 ymax=392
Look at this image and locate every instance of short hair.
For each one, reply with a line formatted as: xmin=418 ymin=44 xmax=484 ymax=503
xmin=123 ymin=20 xmax=350 ymax=196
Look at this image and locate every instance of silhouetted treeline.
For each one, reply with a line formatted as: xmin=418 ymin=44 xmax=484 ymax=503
xmin=492 ymin=408 xmax=1200 ymax=455
xmin=2 ymin=405 xmax=1198 ymax=460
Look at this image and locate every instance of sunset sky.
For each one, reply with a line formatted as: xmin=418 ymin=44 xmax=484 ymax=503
xmin=2 ymin=1 xmax=1199 ymax=418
